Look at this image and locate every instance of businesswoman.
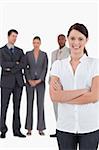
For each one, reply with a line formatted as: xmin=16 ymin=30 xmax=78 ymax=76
xmin=50 ymin=23 xmax=99 ymax=150
xmin=25 ymin=36 xmax=48 ymax=136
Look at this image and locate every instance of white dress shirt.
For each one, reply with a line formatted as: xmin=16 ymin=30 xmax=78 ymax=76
xmin=7 ymin=43 xmax=14 ymax=49
xmin=50 ymin=54 xmax=99 ymax=134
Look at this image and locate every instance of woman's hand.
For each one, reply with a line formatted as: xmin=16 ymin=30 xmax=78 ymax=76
xmin=28 ymin=80 xmax=36 ymax=87
xmin=28 ymin=79 xmax=42 ymax=87
xmin=35 ymin=79 xmax=42 ymax=85
xmin=51 ymin=78 xmax=63 ymax=91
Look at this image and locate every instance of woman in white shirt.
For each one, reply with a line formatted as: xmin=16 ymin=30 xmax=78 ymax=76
xmin=50 ymin=23 xmax=99 ymax=150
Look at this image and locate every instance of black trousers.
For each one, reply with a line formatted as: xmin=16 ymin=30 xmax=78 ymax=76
xmin=1 ymin=83 xmax=23 ymax=134
xmin=56 ymin=130 xmax=99 ymax=150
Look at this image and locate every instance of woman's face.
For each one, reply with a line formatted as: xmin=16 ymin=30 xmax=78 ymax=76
xmin=68 ymin=29 xmax=88 ymax=55
xmin=33 ymin=39 xmax=41 ymax=50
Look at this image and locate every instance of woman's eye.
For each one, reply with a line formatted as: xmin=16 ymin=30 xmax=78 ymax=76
xmin=79 ymin=38 xmax=83 ymax=41
xmin=71 ymin=37 xmax=75 ymax=40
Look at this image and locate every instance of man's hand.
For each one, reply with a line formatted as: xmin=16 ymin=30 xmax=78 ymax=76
xmin=5 ymin=68 xmax=11 ymax=71
xmin=16 ymin=61 xmax=20 ymax=65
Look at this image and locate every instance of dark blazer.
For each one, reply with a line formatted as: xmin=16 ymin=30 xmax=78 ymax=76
xmin=0 ymin=45 xmax=26 ymax=88
xmin=25 ymin=50 xmax=48 ymax=82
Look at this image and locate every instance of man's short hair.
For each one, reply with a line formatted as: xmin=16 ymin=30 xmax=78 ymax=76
xmin=8 ymin=29 xmax=18 ymax=36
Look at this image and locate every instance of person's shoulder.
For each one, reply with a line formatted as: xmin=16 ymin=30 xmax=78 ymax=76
xmin=86 ymin=56 xmax=99 ymax=67
xmin=87 ymin=56 xmax=99 ymax=62
xmin=61 ymin=56 xmax=69 ymax=62
xmin=52 ymin=49 xmax=59 ymax=55
xmin=0 ymin=45 xmax=7 ymax=50
xmin=92 ymin=58 xmax=99 ymax=65
xmin=26 ymin=50 xmax=33 ymax=55
xmin=0 ymin=45 xmax=8 ymax=54
xmin=64 ymin=46 xmax=70 ymax=50
xmin=40 ymin=50 xmax=48 ymax=56
xmin=40 ymin=50 xmax=46 ymax=54
xmin=14 ymin=46 xmax=23 ymax=52
xmin=52 ymin=59 xmax=61 ymax=67
xmin=53 ymin=56 xmax=69 ymax=64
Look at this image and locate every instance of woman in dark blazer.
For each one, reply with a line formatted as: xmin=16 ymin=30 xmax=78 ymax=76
xmin=25 ymin=36 xmax=48 ymax=136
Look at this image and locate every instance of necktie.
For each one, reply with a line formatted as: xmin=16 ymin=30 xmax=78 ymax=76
xmin=10 ymin=48 xmax=14 ymax=54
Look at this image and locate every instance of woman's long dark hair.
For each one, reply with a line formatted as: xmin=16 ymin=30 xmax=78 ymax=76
xmin=67 ymin=23 xmax=88 ymax=56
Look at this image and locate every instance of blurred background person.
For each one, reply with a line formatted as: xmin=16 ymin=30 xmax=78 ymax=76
xmin=50 ymin=34 xmax=70 ymax=138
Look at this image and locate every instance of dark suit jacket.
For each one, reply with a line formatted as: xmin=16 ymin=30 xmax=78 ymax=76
xmin=25 ymin=50 xmax=48 ymax=83
xmin=0 ymin=45 xmax=26 ymax=88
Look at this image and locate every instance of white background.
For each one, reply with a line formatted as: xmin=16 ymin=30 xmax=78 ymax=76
xmin=0 ymin=0 xmax=99 ymax=149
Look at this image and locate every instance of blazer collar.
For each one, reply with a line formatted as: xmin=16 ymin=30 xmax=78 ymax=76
xmin=32 ymin=49 xmax=42 ymax=63
xmin=5 ymin=45 xmax=17 ymax=56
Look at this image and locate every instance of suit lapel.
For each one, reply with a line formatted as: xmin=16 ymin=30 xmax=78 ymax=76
xmin=36 ymin=50 xmax=42 ymax=64
xmin=4 ymin=45 xmax=19 ymax=61
xmin=32 ymin=50 xmax=42 ymax=64
xmin=4 ymin=45 xmax=12 ymax=56
xmin=14 ymin=47 xmax=18 ymax=57
xmin=31 ymin=50 xmax=35 ymax=64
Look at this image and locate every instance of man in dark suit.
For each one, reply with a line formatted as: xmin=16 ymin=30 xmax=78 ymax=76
xmin=0 ymin=29 xmax=26 ymax=138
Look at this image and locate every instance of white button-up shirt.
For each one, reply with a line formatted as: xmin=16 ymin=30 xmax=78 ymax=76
xmin=50 ymin=54 xmax=99 ymax=134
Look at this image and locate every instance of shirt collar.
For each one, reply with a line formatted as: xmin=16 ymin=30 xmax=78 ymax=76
xmin=68 ymin=54 xmax=88 ymax=63
xmin=59 ymin=46 xmax=66 ymax=52
xmin=7 ymin=43 xmax=14 ymax=49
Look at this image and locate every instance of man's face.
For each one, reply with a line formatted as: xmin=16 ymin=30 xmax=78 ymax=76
xmin=8 ymin=32 xmax=18 ymax=45
xmin=58 ymin=36 xmax=66 ymax=48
